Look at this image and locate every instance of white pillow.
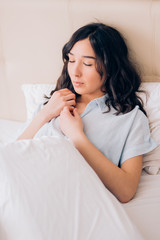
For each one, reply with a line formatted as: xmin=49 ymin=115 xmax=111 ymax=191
xmin=22 ymin=84 xmax=55 ymax=120
xmin=139 ymin=82 xmax=160 ymax=175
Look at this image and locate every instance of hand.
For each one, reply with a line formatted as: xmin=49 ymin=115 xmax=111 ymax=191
xmin=43 ymin=89 xmax=76 ymax=122
xmin=59 ymin=106 xmax=84 ymax=143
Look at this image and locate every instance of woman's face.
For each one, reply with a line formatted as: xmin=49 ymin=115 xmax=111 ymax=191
xmin=67 ymin=38 xmax=105 ymax=100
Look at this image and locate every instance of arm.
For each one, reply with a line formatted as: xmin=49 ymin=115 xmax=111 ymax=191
xmin=17 ymin=89 xmax=76 ymax=140
xmin=60 ymin=107 xmax=142 ymax=203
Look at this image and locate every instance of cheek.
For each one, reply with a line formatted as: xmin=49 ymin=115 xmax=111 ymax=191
xmin=86 ymin=68 xmax=98 ymax=78
xmin=90 ymin=71 xmax=102 ymax=83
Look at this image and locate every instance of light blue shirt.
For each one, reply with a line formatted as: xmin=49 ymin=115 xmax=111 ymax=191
xmin=24 ymin=94 xmax=157 ymax=167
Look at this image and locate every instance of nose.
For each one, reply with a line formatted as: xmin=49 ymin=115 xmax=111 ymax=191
xmin=72 ymin=62 xmax=82 ymax=77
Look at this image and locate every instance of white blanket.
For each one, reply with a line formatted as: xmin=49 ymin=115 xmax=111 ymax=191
xmin=0 ymin=136 xmax=143 ymax=240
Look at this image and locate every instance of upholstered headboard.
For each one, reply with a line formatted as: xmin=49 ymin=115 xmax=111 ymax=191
xmin=0 ymin=0 xmax=160 ymax=121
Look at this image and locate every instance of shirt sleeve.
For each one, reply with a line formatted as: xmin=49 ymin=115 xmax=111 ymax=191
xmin=120 ymin=110 xmax=157 ymax=165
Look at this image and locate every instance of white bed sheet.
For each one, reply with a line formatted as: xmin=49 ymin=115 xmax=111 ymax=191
xmin=0 ymin=119 xmax=24 ymax=145
xmin=123 ymin=172 xmax=160 ymax=240
xmin=0 ymin=119 xmax=160 ymax=240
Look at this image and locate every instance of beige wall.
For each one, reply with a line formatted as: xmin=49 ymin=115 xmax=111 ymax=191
xmin=0 ymin=0 xmax=160 ymax=121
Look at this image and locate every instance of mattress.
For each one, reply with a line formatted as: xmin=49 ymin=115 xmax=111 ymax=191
xmin=0 ymin=119 xmax=160 ymax=240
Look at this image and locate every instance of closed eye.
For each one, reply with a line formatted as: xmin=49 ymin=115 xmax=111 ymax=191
xmin=68 ymin=60 xmax=75 ymax=63
xmin=83 ymin=63 xmax=93 ymax=66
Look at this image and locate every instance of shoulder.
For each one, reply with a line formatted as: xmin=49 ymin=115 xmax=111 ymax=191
xmin=130 ymin=106 xmax=149 ymax=130
xmin=114 ymin=106 xmax=150 ymax=142
xmin=120 ymin=106 xmax=148 ymax=125
xmin=124 ymin=106 xmax=153 ymax=147
xmin=114 ymin=105 xmax=148 ymax=127
xmin=121 ymin=106 xmax=150 ymax=138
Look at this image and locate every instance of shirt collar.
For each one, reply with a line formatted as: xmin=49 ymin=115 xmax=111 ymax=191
xmin=94 ymin=94 xmax=109 ymax=113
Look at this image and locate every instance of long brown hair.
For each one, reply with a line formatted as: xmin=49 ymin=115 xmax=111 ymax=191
xmin=45 ymin=22 xmax=146 ymax=115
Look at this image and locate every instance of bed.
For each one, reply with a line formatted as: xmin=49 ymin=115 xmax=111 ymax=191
xmin=0 ymin=82 xmax=160 ymax=240
xmin=0 ymin=0 xmax=160 ymax=240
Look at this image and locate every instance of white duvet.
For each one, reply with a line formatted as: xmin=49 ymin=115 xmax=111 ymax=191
xmin=0 ymin=136 xmax=143 ymax=240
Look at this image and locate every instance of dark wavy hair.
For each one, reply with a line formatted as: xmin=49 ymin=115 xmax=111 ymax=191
xmin=45 ymin=22 xmax=146 ymax=115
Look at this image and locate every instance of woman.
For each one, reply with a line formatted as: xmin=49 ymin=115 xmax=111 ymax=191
xmin=17 ymin=23 xmax=156 ymax=203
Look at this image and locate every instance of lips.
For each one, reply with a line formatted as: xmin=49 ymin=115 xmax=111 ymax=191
xmin=73 ymin=81 xmax=84 ymax=87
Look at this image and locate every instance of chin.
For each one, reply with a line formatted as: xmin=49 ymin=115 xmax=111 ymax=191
xmin=73 ymin=87 xmax=84 ymax=95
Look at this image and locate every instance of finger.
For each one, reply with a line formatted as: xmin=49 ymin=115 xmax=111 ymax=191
xmin=68 ymin=106 xmax=75 ymax=111
xmin=73 ymin=108 xmax=80 ymax=118
xmin=53 ymin=89 xmax=71 ymax=99
xmin=62 ymin=106 xmax=70 ymax=112
xmin=66 ymin=99 xmax=76 ymax=107
xmin=61 ymin=106 xmax=73 ymax=118
xmin=59 ymin=88 xmax=73 ymax=95
xmin=64 ymin=93 xmax=76 ymax=101
xmin=60 ymin=106 xmax=68 ymax=117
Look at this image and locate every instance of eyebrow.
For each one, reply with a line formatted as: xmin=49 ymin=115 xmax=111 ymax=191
xmin=68 ymin=52 xmax=96 ymax=59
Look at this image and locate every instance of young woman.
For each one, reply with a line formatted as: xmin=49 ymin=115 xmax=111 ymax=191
xmin=17 ymin=23 xmax=156 ymax=203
